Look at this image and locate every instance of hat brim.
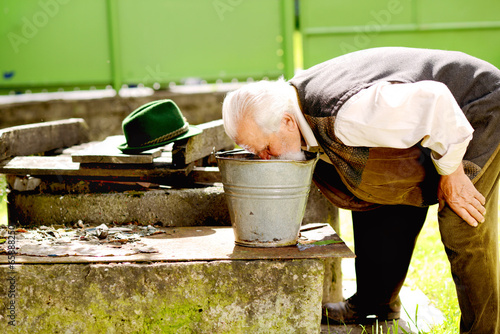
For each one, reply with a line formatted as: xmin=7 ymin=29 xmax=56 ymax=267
xmin=117 ymin=125 xmax=202 ymax=154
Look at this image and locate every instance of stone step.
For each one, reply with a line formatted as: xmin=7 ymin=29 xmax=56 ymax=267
xmin=6 ymin=181 xmax=337 ymax=229
xmin=1 ymin=224 xmax=354 ymax=333
xmin=8 ymin=185 xmax=231 ymax=227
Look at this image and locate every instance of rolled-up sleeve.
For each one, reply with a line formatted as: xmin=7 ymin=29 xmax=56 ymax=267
xmin=334 ymin=81 xmax=474 ymax=175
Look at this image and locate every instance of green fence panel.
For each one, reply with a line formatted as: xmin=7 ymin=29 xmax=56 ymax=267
xmin=0 ymin=0 xmax=295 ymax=94
xmin=299 ymin=0 xmax=500 ymax=69
xmin=418 ymin=0 xmax=500 ymax=24
xmin=112 ymin=0 xmax=295 ymax=90
xmin=1 ymin=0 xmax=112 ymax=93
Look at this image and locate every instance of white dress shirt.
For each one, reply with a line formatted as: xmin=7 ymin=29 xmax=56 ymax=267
xmin=291 ymin=81 xmax=474 ymax=175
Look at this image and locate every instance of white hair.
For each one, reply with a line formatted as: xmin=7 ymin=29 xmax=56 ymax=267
xmin=222 ymin=77 xmax=295 ymax=141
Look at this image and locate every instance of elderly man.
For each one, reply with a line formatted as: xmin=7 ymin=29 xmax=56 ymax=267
xmin=222 ymin=47 xmax=500 ymax=333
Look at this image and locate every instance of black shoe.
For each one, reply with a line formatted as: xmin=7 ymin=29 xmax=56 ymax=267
xmin=322 ymin=293 xmax=401 ymax=324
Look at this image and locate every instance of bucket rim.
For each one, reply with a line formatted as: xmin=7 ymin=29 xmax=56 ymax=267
xmin=215 ymin=149 xmax=319 ymax=163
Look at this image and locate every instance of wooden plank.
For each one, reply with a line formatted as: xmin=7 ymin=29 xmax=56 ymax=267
xmin=173 ymin=119 xmax=235 ymax=165
xmin=190 ymin=166 xmax=222 ymax=183
xmin=72 ymin=120 xmax=234 ymax=166
xmin=0 ymin=118 xmax=89 ymax=161
xmin=56 ymin=141 xmax=101 ymax=155
xmin=4 ymin=166 xmax=221 ymax=193
xmin=71 ymin=136 xmax=166 ymax=164
xmin=5 ymin=174 xmax=164 ymax=193
xmin=0 ymin=155 xmax=193 ymax=180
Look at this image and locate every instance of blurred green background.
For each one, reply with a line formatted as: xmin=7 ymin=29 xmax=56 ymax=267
xmin=1 ymin=0 xmax=500 ymax=95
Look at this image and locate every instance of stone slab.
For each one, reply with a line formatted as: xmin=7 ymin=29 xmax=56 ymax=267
xmin=0 ymin=224 xmax=354 ymax=265
xmin=0 ymin=259 xmax=324 ymax=333
xmin=6 ymin=182 xmax=340 ymax=227
xmin=7 ymin=186 xmax=229 ymax=227
xmin=0 ymin=223 xmax=348 ymax=332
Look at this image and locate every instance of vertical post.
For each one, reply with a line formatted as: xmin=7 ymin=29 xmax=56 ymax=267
xmin=281 ymin=0 xmax=296 ymax=79
xmin=303 ymin=183 xmax=343 ymax=303
xmin=411 ymin=0 xmax=419 ymax=30
xmin=106 ymin=0 xmax=122 ymax=93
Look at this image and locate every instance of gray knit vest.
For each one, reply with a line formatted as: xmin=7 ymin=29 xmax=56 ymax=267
xmin=290 ymin=47 xmax=500 ymax=207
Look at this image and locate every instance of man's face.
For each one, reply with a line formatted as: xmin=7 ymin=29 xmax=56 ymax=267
xmin=235 ymin=113 xmax=302 ymax=160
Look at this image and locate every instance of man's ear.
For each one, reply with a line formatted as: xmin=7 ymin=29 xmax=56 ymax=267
xmin=282 ymin=112 xmax=298 ymax=132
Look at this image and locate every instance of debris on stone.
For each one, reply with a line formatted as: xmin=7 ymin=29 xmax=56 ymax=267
xmin=138 ymin=225 xmax=163 ymax=236
xmin=108 ymin=231 xmax=141 ymax=244
xmin=95 ymin=224 xmax=109 ymax=239
xmin=0 ymin=222 xmax=165 ymax=257
xmin=108 ymin=227 xmax=133 ymax=234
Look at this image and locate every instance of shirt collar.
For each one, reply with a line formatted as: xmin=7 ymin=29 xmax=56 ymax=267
xmin=288 ymin=85 xmax=319 ymax=150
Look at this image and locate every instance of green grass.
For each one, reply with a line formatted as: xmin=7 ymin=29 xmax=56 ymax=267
xmin=405 ymin=206 xmax=461 ymax=333
xmin=0 ymin=175 xmax=7 ymax=226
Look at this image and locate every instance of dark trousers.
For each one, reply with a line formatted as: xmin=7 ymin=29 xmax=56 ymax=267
xmin=439 ymin=153 xmax=500 ymax=333
xmin=352 ymin=159 xmax=500 ymax=333
xmin=352 ymin=204 xmax=427 ymax=308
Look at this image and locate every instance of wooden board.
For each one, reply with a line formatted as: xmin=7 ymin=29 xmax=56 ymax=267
xmin=0 ymin=155 xmax=193 ymax=180
xmin=0 ymin=119 xmax=230 ymax=184
xmin=71 ymin=135 xmax=166 ymax=164
xmin=190 ymin=166 xmax=222 ymax=183
xmin=71 ymin=120 xmax=234 ymax=166
xmin=6 ymin=166 xmax=221 ymax=193
xmin=0 ymin=118 xmax=89 ymax=161
xmin=173 ymin=119 xmax=235 ymax=165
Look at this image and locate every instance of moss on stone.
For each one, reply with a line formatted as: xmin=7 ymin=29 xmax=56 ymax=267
xmin=1 ymin=260 xmax=323 ymax=333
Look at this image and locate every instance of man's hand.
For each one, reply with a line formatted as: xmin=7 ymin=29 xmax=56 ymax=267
xmin=438 ymin=162 xmax=486 ymax=227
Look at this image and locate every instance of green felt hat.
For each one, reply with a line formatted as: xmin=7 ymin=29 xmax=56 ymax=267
xmin=118 ymin=99 xmax=202 ymax=154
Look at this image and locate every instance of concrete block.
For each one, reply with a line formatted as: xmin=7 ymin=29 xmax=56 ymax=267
xmin=6 ymin=181 xmax=343 ymax=306
xmin=8 ymin=186 xmax=231 ymax=227
xmin=0 ymin=260 xmax=324 ymax=333
xmin=304 ymin=183 xmax=343 ymax=304
xmin=7 ymin=183 xmax=338 ymax=228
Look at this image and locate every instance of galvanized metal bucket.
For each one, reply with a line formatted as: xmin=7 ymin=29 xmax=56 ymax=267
xmin=216 ymin=150 xmax=319 ymax=247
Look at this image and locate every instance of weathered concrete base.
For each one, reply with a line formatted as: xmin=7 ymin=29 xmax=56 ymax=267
xmin=322 ymin=258 xmax=342 ymax=304
xmin=7 ymin=183 xmax=343 ymax=305
xmin=8 ymin=186 xmax=231 ymax=227
xmin=7 ymin=183 xmax=338 ymax=231
xmin=1 ymin=260 xmax=324 ymax=333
